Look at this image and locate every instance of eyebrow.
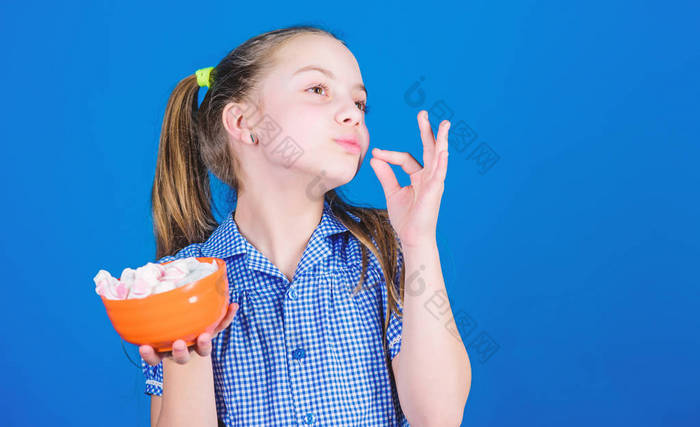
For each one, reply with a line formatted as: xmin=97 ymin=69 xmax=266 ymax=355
xmin=293 ymin=65 xmax=368 ymax=99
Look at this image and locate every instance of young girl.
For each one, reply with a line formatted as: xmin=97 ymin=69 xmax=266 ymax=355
xmin=139 ymin=25 xmax=470 ymax=427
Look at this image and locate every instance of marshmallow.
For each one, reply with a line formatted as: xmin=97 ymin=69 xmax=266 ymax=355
xmin=94 ymin=258 xmax=219 ymax=300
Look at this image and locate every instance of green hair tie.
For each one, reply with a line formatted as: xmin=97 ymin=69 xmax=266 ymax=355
xmin=195 ymin=66 xmax=214 ymax=88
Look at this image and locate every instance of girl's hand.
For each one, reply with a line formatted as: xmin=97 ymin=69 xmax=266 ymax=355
xmin=369 ymin=110 xmax=449 ymax=248
xmin=139 ymin=303 xmax=239 ymax=365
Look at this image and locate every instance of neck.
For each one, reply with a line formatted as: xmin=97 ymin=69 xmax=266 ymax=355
xmin=233 ymin=190 xmax=325 ymax=281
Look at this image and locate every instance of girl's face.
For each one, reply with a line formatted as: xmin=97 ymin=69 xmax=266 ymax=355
xmin=235 ymin=34 xmax=370 ymax=193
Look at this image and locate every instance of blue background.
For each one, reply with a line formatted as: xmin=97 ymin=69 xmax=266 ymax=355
xmin=1 ymin=0 xmax=698 ymax=425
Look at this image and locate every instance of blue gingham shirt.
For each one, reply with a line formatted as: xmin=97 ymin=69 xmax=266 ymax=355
xmin=140 ymin=199 xmax=408 ymax=426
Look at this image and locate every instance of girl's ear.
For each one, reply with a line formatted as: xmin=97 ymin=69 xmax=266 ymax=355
xmin=222 ymin=102 xmax=257 ymax=146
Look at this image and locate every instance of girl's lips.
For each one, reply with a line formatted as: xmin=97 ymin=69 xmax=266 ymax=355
xmin=333 ymin=138 xmax=361 ymax=154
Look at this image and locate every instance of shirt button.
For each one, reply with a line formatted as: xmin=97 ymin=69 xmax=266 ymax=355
xmin=288 ymin=288 xmax=298 ymax=300
xmin=303 ymin=412 xmax=315 ymax=424
xmin=292 ymin=348 xmax=306 ymax=360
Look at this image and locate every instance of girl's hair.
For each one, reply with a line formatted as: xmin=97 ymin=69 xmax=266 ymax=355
xmin=151 ymin=24 xmax=405 ymax=368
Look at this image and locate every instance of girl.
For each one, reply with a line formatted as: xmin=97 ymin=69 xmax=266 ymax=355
xmin=139 ymin=25 xmax=471 ymax=427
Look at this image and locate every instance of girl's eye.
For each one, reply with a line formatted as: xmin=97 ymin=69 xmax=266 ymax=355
xmin=307 ymin=83 xmax=329 ymax=96
xmin=309 ymin=85 xmax=325 ymax=96
xmin=356 ymin=101 xmax=370 ymax=114
xmin=307 ymin=83 xmax=370 ymax=114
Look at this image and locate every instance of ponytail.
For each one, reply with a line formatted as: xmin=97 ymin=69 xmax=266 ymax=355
xmin=151 ymin=74 xmax=219 ymax=260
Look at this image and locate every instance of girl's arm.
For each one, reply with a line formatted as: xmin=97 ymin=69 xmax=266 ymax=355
xmin=151 ymin=395 xmax=162 ymax=426
xmin=144 ymin=303 xmax=239 ymax=426
xmin=155 ymin=352 xmax=218 ymax=427
xmin=370 ymin=110 xmax=468 ymax=425
xmin=393 ymin=240 xmax=470 ymax=426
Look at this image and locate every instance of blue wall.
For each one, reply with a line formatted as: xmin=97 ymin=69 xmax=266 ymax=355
xmin=1 ymin=0 xmax=698 ymax=425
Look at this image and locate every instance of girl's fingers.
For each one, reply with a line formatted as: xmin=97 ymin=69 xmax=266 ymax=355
xmin=139 ymin=345 xmax=161 ymax=366
xmin=196 ymin=302 xmax=239 ymax=357
xmin=170 ymin=339 xmax=190 ymax=364
xmin=369 ymin=157 xmax=400 ymax=200
xmin=433 ymin=121 xmax=450 ymax=172
xmin=140 ymin=304 xmax=240 ymax=364
xmin=435 ymin=150 xmax=449 ymax=182
xmin=195 ymin=332 xmax=213 ymax=357
xmin=418 ymin=110 xmax=437 ymax=169
xmin=371 ymin=149 xmax=422 ymax=175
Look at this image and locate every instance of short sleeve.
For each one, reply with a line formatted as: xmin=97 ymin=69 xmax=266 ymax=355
xmin=140 ymin=243 xmax=204 ymax=396
xmin=386 ymin=248 xmax=404 ymax=360
xmin=141 ymin=358 xmax=164 ymax=396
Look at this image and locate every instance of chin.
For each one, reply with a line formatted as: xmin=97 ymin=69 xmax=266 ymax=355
xmin=304 ymin=164 xmax=357 ymax=201
xmin=326 ymin=164 xmax=357 ymax=186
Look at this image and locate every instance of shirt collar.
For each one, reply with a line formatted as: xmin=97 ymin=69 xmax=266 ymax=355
xmin=200 ymin=198 xmax=360 ymax=261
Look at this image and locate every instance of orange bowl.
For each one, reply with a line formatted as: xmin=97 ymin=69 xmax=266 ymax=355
xmin=100 ymin=257 xmax=229 ymax=353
